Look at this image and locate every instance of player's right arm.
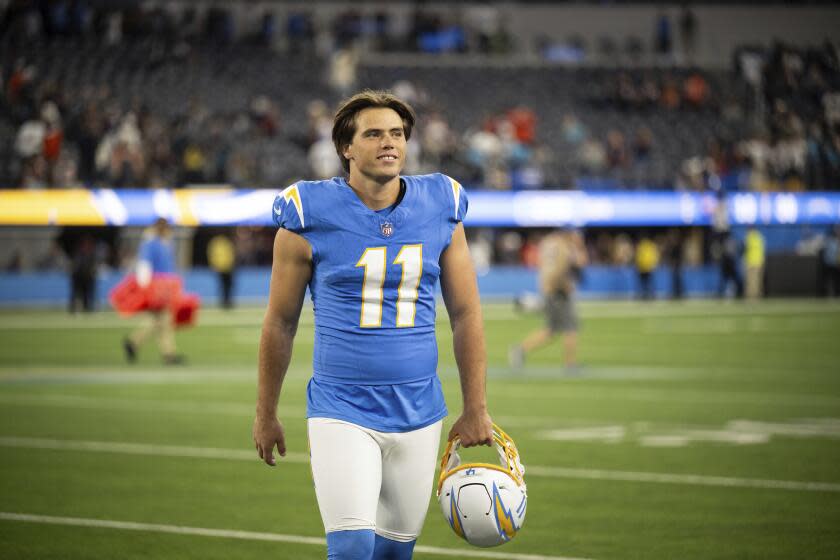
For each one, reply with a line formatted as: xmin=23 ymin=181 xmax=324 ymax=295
xmin=253 ymin=228 xmax=312 ymax=466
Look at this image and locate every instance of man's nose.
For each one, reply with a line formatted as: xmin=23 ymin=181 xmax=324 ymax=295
xmin=381 ymin=134 xmax=396 ymax=147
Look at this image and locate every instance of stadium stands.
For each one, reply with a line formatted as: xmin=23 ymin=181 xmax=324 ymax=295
xmin=2 ymin=3 xmax=838 ymax=193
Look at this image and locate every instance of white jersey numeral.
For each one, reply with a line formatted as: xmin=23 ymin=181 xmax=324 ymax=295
xmin=356 ymin=245 xmax=423 ymax=328
xmin=356 ymin=247 xmax=387 ymax=327
xmin=394 ymin=245 xmax=423 ymax=327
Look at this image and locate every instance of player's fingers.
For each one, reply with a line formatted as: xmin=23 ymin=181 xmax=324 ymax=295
xmin=260 ymin=441 xmax=275 ymax=466
xmin=276 ymin=437 xmax=286 ymax=457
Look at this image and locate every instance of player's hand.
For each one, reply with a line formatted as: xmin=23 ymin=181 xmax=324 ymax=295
xmin=449 ymin=409 xmax=493 ymax=448
xmin=253 ymin=415 xmax=286 ymax=466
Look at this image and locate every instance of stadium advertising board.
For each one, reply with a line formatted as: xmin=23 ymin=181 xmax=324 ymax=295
xmin=1 ymin=189 xmax=839 ymax=227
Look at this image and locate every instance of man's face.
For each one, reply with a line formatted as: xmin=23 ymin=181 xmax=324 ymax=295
xmin=343 ymin=107 xmax=406 ymax=182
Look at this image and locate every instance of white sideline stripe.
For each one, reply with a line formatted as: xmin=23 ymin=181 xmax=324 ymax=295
xmin=3 ymin=436 xmax=839 ymax=494
xmin=0 ymin=513 xmax=591 ymax=560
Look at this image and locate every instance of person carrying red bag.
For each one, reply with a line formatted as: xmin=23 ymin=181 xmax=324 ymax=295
xmin=111 ymin=217 xmax=197 ymax=365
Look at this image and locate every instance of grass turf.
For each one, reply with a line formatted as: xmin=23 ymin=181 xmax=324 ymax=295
xmin=1 ymin=299 xmax=839 ymax=559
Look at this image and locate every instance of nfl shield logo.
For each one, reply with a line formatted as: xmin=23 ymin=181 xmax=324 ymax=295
xmin=380 ymin=221 xmax=394 ymax=237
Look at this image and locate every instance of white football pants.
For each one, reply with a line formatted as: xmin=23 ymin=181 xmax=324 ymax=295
xmin=307 ymin=417 xmax=443 ymax=542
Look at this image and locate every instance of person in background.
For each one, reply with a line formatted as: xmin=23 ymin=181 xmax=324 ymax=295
xmin=509 ymin=228 xmax=588 ymax=371
xmin=744 ymin=226 xmax=765 ymax=300
xmin=718 ymin=231 xmax=743 ymax=299
xmin=122 ymin=218 xmax=185 ymax=365
xmin=820 ymin=226 xmax=840 ymax=297
xmin=635 ymin=234 xmax=660 ymax=300
xmin=69 ymin=235 xmax=97 ymax=313
xmin=207 ymin=232 xmax=236 ymax=309
xmin=667 ymin=229 xmax=684 ymax=300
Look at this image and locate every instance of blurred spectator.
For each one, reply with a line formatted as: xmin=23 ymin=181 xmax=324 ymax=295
xmin=679 ymin=6 xmax=697 ymax=63
xmin=744 ymin=226 xmax=765 ymax=300
xmin=14 ymin=112 xmax=47 ymax=188
xmin=605 ymin=129 xmax=629 ymax=170
xmin=251 ymin=96 xmax=280 ymax=138
xmin=69 ymin=235 xmax=97 ymax=313
xmin=286 ymin=11 xmax=315 ymax=54
xmin=561 ymin=114 xmax=586 ymax=146
xmin=635 ymin=235 xmax=660 ymax=300
xmin=421 ymin=110 xmax=456 ymax=167
xmin=633 ymin=127 xmax=654 ymax=163
xmin=309 ymin=134 xmax=341 ymax=179
xmin=327 ymin=48 xmax=358 ymax=97
xmin=465 ymin=123 xmax=502 ymax=182
xmin=639 ymin=73 xmax=661 ymax=108
xmin=660 ymin=75 xmax=681 ymax=110
xmin=718 ymin=232 xmax=743 ymax=299
xmin=578 ymin=136 xmax=606 ymax=175
xmin=465 ymin=3 xmax=500 ymax=54
xmin=496 ymin=231 xmax=523 ymax=265
xmin=819 ymin=226 xmax=840 ymax=297
xmin=257 ymin=11 xmax=276 ymax=47
xmin=653 ymin=10 xmax=672 ymax=59
xmin=207 ymin=233 xmax=236 ymax=309
xmin=5 ymin=249 xmax=24 ymax=272
xmin=667 ymin=229 xmax=685 ymax=300
xmin=508 ymin=106 xmax=537 ymax=146
xmin=683 ymin=72 xmax=710 ymax=109
xmin=96 ymin=112 xmax=145 ymax=187
xmin=41 ymin=101 xmax=63 ymax=185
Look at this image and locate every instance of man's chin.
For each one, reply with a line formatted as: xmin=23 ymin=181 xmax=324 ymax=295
xmin=363 ymin=168 xmax=402 ymax=183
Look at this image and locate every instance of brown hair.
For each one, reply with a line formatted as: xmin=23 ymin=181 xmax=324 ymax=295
xmin=332 ymin=90 xmax=416 ymax=173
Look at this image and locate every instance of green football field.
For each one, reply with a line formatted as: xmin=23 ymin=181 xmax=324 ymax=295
xmin=1 ymin=299 xmax=839 ymax=559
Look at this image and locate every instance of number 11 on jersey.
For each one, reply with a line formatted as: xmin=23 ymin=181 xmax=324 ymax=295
xmin=356 ymin=244 xmax=423 ymax=328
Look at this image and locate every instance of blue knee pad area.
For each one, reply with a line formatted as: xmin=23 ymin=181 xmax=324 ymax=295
xmin=327 ymin=529 xmax=375 ymax=560
xmin=373 ymin=534 xmax=416 ymax=560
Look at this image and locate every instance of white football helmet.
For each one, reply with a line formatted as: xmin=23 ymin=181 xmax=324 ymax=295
xmin=437 ymin=424 xmax=527 ymax=548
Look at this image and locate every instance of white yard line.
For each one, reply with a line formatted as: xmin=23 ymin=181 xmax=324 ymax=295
xmin=0 ymin=436 xmax=308 ymax=463
xmin=0 ymin=512 xmax=590 ymax=560
xmin=2 ymin=436 xmax=838 ymax=494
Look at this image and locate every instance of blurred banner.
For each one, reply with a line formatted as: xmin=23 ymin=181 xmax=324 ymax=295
xmin=2 ymin=189 xmax=839 ymax=227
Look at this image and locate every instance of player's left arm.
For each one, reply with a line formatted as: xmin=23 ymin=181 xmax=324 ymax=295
xmin=440 ymin=222 xmax=494 ymax=448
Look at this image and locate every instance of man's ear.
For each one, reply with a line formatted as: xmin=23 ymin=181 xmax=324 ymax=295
xmin=343 ymin=144 xmax=353 ymax=161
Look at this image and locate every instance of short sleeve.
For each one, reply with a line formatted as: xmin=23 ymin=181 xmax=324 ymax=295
xmin=443 ymin=174 xmax=469 ymax=224
xmin=272 ymin=183 xmax=305 ymax=232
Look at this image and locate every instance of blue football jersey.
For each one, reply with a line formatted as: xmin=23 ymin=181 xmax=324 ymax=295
xmin=273 ymin=173 xmax=468 ymax=431
xmin=138 ymin=237 xmax=175 ymax=274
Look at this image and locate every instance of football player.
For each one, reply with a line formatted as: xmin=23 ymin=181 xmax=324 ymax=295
xmin=253 ymin=90 xmax=494 ymax=559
